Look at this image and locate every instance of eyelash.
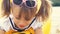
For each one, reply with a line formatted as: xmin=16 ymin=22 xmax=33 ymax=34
xmin=15 ymin=17 xmax=30 ymax=21
xmin=25 ymin=18 xmax=30 ymax=21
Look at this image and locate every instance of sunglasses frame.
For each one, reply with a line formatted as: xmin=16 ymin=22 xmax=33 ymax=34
xmin=12 ymin=0 xmax=37 ymax=8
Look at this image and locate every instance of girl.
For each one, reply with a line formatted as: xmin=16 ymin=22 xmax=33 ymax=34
xmin=0 ymin=0 xmax=51 ymax=34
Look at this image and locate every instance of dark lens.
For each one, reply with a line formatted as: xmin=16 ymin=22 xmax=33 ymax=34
xmin=26 ymin=1 xmax=35 ymax=7
xmin=13 ymin=0 xmax=22 ymax=5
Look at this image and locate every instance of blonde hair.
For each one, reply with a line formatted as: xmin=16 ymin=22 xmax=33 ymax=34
xmin=2 ymin=0 xmax=51 ymax=21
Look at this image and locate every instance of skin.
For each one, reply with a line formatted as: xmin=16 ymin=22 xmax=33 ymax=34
xmin=0 ymin=0 xmax=42 ymax=34
xmin=11 ymin=0 xmax=42 ymax=29
xmin=0 ymin=30 xmax=5 ymax=34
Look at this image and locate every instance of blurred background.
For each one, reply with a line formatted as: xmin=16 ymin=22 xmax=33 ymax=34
xmin=0 ymin=0 xmax=60 ymax=34
xmin=50 ymin=0 xmax=60 ymax=34
xmin=51 ymin=0 xmax=60 ymax=6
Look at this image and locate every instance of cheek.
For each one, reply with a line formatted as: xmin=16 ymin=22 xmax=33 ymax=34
xmin=13 ymin=18 xmax=32 ymax=27
xmin=36 ymin=0 xmax=42 ymax=14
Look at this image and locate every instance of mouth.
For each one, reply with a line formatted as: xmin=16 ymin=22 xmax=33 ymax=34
xmin=18 ymin=24 xmax=26 ymax=28
xmin=19 ymin=25 xmax=25 ymax=27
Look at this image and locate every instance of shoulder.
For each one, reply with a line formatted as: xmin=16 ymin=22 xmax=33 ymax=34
xmin=0 ymin=16 xmax=10 ymax=25
xmin=0 ymin=16 xmax=11 ymax=32
xmin=31 ymin=20 xmax=43 ymax=30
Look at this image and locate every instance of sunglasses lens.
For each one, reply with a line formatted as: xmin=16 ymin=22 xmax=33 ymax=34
xmin=13 ymin=0 xmax=22 ymax=5
xmin=26 ymin=1 xmax=35 ymax=7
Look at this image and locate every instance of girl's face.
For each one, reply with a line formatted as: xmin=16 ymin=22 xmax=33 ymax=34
xmin=11 ymin=0 xmax=42 ymax=29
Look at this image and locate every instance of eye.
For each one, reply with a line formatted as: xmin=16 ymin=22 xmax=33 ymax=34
xmin=25 ymin=17 xmax=31 ymax=21
xmin=15 ymin=16 xmax=21 ymax=20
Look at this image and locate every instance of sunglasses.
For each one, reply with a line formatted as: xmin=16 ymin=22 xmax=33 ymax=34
xmin=13 ymin=0 xmax=37 ymax=8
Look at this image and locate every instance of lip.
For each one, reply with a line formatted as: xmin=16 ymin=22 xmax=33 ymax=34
xmin=19 ymin=24 xmax=25 ymax=28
